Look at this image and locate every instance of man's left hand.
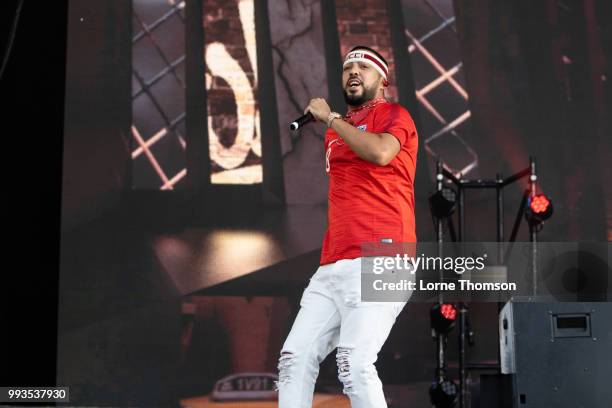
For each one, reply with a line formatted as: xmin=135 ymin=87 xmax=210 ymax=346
xmin=304 ymin=98 xmax=331 ymax=124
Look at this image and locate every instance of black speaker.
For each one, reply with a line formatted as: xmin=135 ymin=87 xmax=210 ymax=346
xmin=499 ymin=301 xmax=612 ymax=407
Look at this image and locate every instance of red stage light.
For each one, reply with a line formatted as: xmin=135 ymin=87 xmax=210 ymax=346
xmin=440 ymin=304 xmax=457 ymax=320
xmin=430 ymin=303 xmax=457 ymax=336
xmin=526 ymin=194 xmax=553 ymax=226
xmin=530 ymin=194 xmax=550 ymax=214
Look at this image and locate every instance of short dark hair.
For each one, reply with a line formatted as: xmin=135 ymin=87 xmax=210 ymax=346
xmin=348 ymin=45 xmax=388 ymax=66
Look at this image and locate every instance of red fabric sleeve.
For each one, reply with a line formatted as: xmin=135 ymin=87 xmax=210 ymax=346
xmin=375 ymin=103 xmax=415 ymax=147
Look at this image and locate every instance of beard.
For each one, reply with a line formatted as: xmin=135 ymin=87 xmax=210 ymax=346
xmin=342 ymin=83 xmax=378 ymax=107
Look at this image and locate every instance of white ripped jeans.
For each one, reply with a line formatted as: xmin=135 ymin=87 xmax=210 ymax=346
xmin=276 ymin=257 xmax=408 ymax=408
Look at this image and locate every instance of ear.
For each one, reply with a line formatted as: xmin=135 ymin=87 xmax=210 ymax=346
xmin=378 ymin=73 xmax=388 ymax=88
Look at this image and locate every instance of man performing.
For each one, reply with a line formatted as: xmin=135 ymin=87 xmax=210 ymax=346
xmin=276 ymin=46 xmax=418 ymax=408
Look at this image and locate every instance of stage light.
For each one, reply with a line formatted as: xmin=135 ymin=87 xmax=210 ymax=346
xmin=429 ymin=187 xmax=457 ymax=218
xmin=525 ymin=194 xmax=553 ymax=225
xmin=440 ymin=303 xmax=457 ymax=320
xmin=429 ymin=378 xmax=459 ymax=407
xmin=430 ymin=303 xmax=457 ymax=335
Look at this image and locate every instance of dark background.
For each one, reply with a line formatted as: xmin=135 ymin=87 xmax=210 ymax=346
xmin=2 ymin=0 xmax=66 ymax=389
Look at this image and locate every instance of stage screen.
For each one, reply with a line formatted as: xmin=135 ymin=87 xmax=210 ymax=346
xmin=204 ymin=0 xmax=263 ymax=184
xmin=131 ymin=0 xmax=187 ymax=190
xmin=130 ymin=0 xmax=262 ymax=189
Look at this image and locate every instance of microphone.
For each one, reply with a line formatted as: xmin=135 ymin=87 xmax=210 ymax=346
xmin=289 ymin=112 xmax=315 ymax=131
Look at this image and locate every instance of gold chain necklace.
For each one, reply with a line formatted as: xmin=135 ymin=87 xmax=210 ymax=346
xmin=343 ymin=97 xmax=388 ymax=121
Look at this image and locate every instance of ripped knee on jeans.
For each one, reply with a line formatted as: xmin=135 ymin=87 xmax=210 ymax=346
xmin=274 ymin=351 xmax=295 ymax=391
xmin=337 ymin=347 xmax=379 ymax=396
xmin=336 ymin=347 xmax=354 ymax=395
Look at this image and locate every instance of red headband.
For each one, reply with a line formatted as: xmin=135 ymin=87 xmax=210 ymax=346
xmin=343 ymin=49 xmax=389 ymax=82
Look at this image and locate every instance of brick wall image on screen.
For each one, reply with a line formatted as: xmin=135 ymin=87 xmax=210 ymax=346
xmin=204 ymin=0 xmax=263 ymax=184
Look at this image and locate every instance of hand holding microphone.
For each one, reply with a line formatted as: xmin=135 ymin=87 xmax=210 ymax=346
xmin=289 ymin=98 xmax=333 ymax=131
xmin=289 ymin=112 xmax=315 ymax=131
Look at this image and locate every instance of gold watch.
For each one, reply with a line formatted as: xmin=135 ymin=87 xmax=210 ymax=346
xmin=327 ymin=111 xmax=342 ymax=128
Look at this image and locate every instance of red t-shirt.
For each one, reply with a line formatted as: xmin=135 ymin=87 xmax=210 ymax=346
xmin=320 ymin=101 xmax=418 ymax=265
